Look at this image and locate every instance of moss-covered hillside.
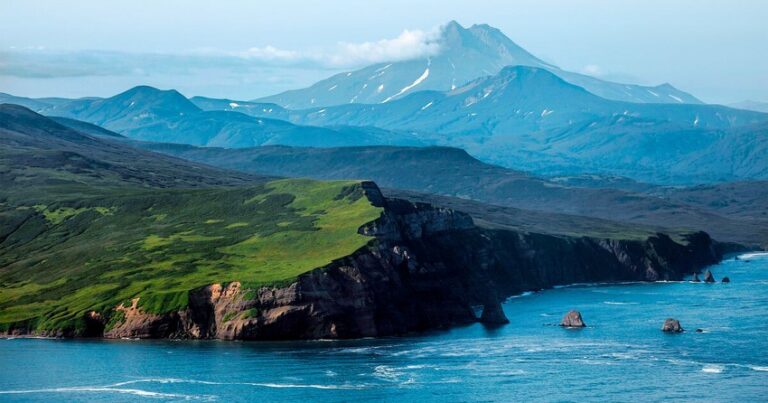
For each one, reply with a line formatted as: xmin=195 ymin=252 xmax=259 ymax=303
xmin=0 ymin=179 xmax=381 ymax=332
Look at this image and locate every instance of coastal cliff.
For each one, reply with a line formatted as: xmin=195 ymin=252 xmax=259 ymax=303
xmin=94 ymin=183 xmax=721 ymax=340
xmin=4 ymin=183 xmax=722 ymax=339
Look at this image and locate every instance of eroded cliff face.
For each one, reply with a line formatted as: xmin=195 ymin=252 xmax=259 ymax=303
xmin=11 ymin=182 xmax=722 ymax=339
xmin=93 ymin=183 xmax=722 ymax=340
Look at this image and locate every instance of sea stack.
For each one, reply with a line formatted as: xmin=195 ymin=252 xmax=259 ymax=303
xmin=691 ymin=272 xmax=701 ymax=282
xmin=703 ymin=270 xmax=716 ymax=283
xmin=560 ymin=310 xmax=586 ymax=328
xmin=721 ymin=277 xmax=730 ymax=283
xmin=662 ymin=318 xmax=684 ymax=333
xmin=480 ymin=301 xmax=510 ymax=325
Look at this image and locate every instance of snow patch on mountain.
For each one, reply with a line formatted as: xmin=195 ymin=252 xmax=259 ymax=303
xmin=669 ymin=94 xmax=683 ymax=103
xmin=382 ymin=68 xmax=430 ymax=103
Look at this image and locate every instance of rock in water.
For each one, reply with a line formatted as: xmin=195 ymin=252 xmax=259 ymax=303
xmin=480 ymin=301 xmax=509 ymax=325
xmin=691 ymin=272 xmax=701 ymax=282
xmin=703 ymin=270 xmax=716 ymax=283
xmin=721 ymin=276 xmax=730 ymax=283
xmin=662 ymin=318 xmax=684 ymax=333
xmin=560 ymin=310 xmax=586 ymax=327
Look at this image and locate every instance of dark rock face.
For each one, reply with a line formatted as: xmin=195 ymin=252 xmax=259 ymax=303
xmin=704 ymin=270 xmax=716 ymax=283
xmin=662 ymin=318 xmax=684 ymax=333
xmin=82 ymin=311 xmax=106 ymax=337
xmin=560 ymin=310 xmax=586 ymax=327
xmin=721 ymin=276 xmax=730 ymax=283
xmin=692 ymin=272 xmax=701 ymax=282
xmin=54 ymin=183 xmax=722 ymax=340
xmin=480 ymin=301 xmax=509 ymax=325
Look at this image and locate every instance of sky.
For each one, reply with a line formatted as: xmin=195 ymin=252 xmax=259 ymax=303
xmin=0 ymin=0 xmax=766 ymax=104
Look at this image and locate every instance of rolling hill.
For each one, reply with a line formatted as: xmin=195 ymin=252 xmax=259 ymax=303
xmin=136 ymin=142 xmax=768 ymax=247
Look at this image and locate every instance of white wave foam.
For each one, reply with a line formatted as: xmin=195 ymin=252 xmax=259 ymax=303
xmin=608 ymin=352 xmax=639 ymax=360
xmin=750 ymin=366 xmax=768 ymax=372
xmin=738 ymin=252 xmax=768 ymax=260
xmin=499 ymin=369 xmax=526 ymax=376
xmin=373 ymin=365 xmax=404 ymax=382
xmin=573 ymin=358 xmax=617 ymax=366
xmin=507 ymin=291 xmax=535 ymax=300
xmin=110 ymin=378 xmax=219 ymax=387
xmin=603 ymin=301 xmax=639 ymax=305
xmin=111 ymin=377 xmax=365 ymax=390
xmin=702 ymin=364 xmax=725 ymax=374
xmin=337 ymin=346 xmax=380 ymax=355
xmin=0 ymin=386 xmax=209 ymax=400
xmin=554 ymin=281 xmax=645 ymax=289
xmin=242 ymin=382 xmax=361 ymax=390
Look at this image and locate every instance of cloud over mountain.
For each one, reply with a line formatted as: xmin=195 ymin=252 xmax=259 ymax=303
xmin=1 ymin=25 xmax=447 ymax=81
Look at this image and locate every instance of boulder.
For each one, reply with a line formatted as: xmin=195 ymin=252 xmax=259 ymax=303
xmin=691 ymin=272 xmax=701 ymax=282
xmin=662 ymin=318 xmax=684 ymax=333
xmin=560 ymin=310 xmax=586 ymax=327
xmin=703 ymin=270 xmax=716 ymax=283
xmin=721 ymin=276 xmax=730 ymax=283
xmin=479 ymin=301 xmax=509 ymax=325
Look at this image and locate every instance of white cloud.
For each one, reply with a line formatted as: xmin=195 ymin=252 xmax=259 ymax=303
xmin=325 ymin=28 xmax=442 ymax=67
xmin=0 ymin=26 xmax=446 ymax=80
xmin=577 ymin=63 xmax=649 ymax=84
xmin=229 ymin=27 xmax=442 ymax=68
xmin=580 ymin=64 xmax=603 ymax=76
xmin=240 ymin=45 xmax=302 ymax=62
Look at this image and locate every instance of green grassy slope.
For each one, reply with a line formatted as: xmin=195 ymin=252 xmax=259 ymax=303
xmin=137 ymin=142 xmax=768 ymax=247
xmin=0 ymin=105 xmax=382 ymax=333
xmin=0 ymin=180 xmax=380 ymax=332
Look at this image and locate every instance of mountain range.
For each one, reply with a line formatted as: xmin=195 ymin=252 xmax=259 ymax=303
xmin=1 ymin=22 xmax=766 ymax=185
xmin=258 ymin=21 xmax=702 ymax=108
xmin=4 ymin=72 xmax=767 ymax=184
xmin=10 ymin=86 xmax=429 ymax=148
xmin=288 ymin=65 xmax=768 ymax=182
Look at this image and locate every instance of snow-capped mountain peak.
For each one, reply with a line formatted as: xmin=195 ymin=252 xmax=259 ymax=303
xmin=257 ymin=21 xmax=701 ymax=108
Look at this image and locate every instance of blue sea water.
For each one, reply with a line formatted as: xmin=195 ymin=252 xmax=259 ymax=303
xmin=1 ymin=253 xmax=767 ymax=402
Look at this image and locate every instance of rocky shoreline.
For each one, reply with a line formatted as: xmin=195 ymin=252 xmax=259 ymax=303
xmin=4 ymin=183 xmax=724 ymax=340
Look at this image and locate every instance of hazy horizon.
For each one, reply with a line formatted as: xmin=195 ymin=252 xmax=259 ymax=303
xmin=1 ymin=0 xmax=766 ymax=104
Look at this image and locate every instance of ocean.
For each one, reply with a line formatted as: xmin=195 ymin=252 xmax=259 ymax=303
xmin=1 ymin=253 xmax=766 ymax=402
